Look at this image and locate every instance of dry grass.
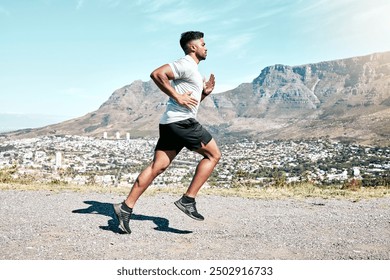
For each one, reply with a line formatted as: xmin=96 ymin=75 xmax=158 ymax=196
xmin=202 ymin=184 xmax=390 ymax=201
xmin=1 ymin=181 xmax=389 ymax=201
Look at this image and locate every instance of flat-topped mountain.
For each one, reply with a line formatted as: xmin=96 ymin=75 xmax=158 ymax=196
xmin=4 ymin=51 xmax=390 ymax=145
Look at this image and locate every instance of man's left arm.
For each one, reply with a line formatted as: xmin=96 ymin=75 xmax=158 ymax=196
xmin=201 ymin=73 xmax=215 ymax=101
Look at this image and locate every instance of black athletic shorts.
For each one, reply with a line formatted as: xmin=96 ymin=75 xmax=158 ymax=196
xmin=155 ymin=118 xmax=213 ymax=153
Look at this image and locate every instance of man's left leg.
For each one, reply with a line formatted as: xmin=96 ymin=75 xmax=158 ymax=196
xmin=186 ymin=138 xmax=221 ymax=197
xmin=174 ymin=138 xmax=221 ymax=220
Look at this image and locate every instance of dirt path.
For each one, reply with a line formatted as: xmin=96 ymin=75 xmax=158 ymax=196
xmin=1 ymin=190 xmax=389 ymax=260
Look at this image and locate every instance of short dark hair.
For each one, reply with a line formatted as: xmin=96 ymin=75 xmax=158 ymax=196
xmin=180 ymin=31 xmax=204 ymax=54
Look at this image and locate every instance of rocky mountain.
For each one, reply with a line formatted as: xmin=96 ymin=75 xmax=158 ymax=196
xmin=204 ymin=51 xmax=390 ymax=145
xmin=4 ymin=51 xmax=390 ymax=145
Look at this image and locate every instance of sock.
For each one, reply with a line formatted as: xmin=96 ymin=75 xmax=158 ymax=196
xmin=182 ymin=195 xmax=195 ymax=203
xmin=121 ymin=201 xmax=133 ymax=212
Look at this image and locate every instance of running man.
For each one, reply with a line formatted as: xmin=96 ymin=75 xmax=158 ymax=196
xmin=113 ymin=31 xmax=221 ymax=234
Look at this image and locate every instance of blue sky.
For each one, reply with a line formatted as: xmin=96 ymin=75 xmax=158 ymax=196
xmin=1 ymin=0 xmax=390 ymax=120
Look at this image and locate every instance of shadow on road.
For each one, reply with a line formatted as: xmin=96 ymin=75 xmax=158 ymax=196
xmin=72 ymin=200 xmax=192 ymax=234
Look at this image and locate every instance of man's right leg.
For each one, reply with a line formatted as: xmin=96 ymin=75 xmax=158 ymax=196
xmin=114 ymin=149 xmax=177 ymax=233
xmin=125 ymin=149 xmax=177 ymax=208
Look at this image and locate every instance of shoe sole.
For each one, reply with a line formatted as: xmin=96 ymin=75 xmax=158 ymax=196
xmin=113 ymin=203 xmax=132 ymax=234
xmin=174 ymin=201 xmax=204 ymax=221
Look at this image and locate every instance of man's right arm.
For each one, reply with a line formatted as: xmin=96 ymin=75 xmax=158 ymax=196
xmin=150 ymin=64 xmax=198 ymax=109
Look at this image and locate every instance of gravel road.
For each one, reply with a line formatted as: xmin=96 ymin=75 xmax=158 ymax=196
xmin=1 ymin=189 xmax=389 ymax=260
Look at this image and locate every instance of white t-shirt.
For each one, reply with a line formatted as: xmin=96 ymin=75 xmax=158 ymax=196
xmin=159 ymin=55 xmax=203 ymax=124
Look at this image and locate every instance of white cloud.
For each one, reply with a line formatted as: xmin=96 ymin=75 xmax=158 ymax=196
xmin=136 ymin=0 xmax=182 ymax=13
xmin=153 ymin=8 xmax=215 ymax=25
xmin=353 ymin=1 xmax=390 ymax=22
xmin=227 ymin=34 xmax=253 ymax=51
xmin=252 ymin=5 xmax=288 ymax=19
xmin=294 ymin=0 xmax=329 ymax=15
xmin=135 ymin=0 xmax=220 ymax=26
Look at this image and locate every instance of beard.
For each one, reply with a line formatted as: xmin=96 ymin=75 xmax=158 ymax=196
xmin=197 ymin=53 xmax=207 ymax=61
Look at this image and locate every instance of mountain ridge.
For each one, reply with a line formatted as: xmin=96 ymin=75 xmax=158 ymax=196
xmin=3 ymin=51 xmax=390 ymax=145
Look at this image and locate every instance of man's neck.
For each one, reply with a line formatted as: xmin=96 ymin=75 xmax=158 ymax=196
xmin=187 ymin=53 xmax=200 ymax=64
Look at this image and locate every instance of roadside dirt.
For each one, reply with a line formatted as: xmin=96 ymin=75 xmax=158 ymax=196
xmin=1 ymin=190 xmax=389 ymax=260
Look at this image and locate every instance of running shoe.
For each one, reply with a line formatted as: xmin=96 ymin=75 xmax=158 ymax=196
xmin=174 ymin=197 xmax=204 ymax=221
xmin=113 ymin=202 xmax=132 ymax=234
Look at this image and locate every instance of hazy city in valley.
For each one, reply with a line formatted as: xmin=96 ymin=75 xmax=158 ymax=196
xmin=0 ymin=134 xmax=388 ymax=189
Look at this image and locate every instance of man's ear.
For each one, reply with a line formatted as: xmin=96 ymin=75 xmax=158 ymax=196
xmin=188 ymin=42 xmax=196 ymax=53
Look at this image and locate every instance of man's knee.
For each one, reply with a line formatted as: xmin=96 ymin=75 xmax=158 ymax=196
xmin=151 ymin=162 xmax=170 ymax=176
xmin=200 ymin=140 xmax=221 ymax=164
xmin=156 ymin=165 xmax=168 ymax=175
xmin=214 ymin=149 xmax=222 ymax=163
xmin=208 ymin=148 xmax=221 ymax=165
